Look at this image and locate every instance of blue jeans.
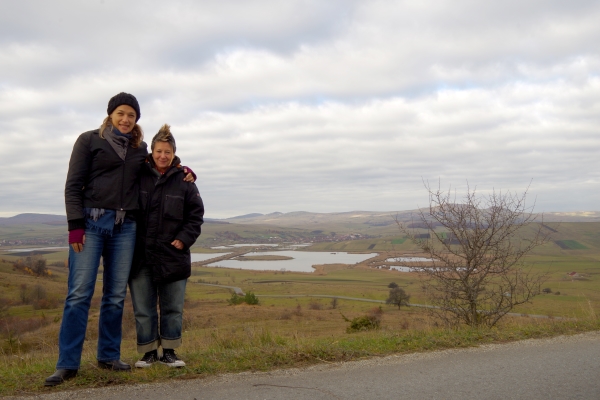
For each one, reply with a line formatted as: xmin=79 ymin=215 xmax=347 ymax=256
xmin=56 ymin=220 xmax=136 ymax=369
xmin=129 ymin=264 xmax=187 ymax=353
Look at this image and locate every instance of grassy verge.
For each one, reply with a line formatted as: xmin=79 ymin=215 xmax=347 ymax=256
xmin=1 ymin=317 xmax=599 ymax=397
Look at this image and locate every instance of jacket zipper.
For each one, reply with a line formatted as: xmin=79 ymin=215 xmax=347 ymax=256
xmin=120 ymin=158 xmax=125 ymax=211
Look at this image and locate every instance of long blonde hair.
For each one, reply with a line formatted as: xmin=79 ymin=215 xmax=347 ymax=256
xmin=99 ymin=116 xmax=144 ymax=148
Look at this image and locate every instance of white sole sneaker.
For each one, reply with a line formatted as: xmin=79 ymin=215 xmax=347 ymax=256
xmin=160 ymin=359 xmax=186 ymax=368
xmin=134 ymin=360 xmax=155 ymax=368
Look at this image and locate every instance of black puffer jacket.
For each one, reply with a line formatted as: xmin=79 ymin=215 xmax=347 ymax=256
xmin=131 ymin=156 xmax=204 ymax=283
xmin=65 ymin=129 xmax=148 ymax=230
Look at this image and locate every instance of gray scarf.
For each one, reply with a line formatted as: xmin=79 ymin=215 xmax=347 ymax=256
xmin=103 ymin=126 xmax=130 ymax=161
xmin=96 ymin=126 xmax=130 ymax=224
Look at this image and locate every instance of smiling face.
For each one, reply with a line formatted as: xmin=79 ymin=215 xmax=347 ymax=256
xmin=152 ymin=141 xmax=175 ymax=173
xmin=109 ymin=104 xmax=137 ymax=134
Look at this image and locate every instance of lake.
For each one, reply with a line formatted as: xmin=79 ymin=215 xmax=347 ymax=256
xmin=211 ymin=244 xmax=280 ymax=249
xmin=2 ymin=246 xmax=69 ymax=254
xmin=385 ymin=257 xmax=434 ymax=262
xmin=193 ymin=251 xmax=377 ymax=272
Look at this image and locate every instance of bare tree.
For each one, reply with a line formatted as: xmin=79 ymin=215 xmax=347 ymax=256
xmin=400 ymin=182 xmax=549 ymax=328
xmin=14 ymin=255 xmax=49 ymax=276
xmin=28 ymin=255 xmax=48 ymax=276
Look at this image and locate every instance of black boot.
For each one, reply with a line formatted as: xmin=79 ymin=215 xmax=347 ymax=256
xmin=97 ymin=359 xmax=132 ymax=371
xmin=45 ymin=369 xmax=78 ymax=386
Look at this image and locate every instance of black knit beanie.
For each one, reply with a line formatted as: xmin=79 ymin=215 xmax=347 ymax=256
xmin=107 ymin=92 xmax=141 ymax=122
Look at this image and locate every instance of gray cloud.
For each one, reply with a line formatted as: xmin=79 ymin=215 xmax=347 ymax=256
xmin=0 ymin=0 xmax=599 ymax=218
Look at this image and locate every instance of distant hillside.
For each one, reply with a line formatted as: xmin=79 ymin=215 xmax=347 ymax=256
xmin=218 ymin=210 xmax=600 ymax=231
xmin=227 ymin=213 xmax=265 ymax=220
xmin=542 ymin=211 xmax=600 ymax=222
xmin=204 ymin=218 xmax=229 ymax=224
xmin=0 ymin=213 xmax=67 ymax=226
xmin=223 ymin=210 xmax=422 ymax=226
xmin=2 ymin=210 xmax=598 ymax=229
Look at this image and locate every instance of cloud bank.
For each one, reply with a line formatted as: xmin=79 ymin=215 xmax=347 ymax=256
xmin=0 ymin=0 xmax=598 ymax=218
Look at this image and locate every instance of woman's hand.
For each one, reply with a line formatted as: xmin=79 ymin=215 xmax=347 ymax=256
xmin=71 ymin=239 xmax=85 ymax=252
xmin=69 ymin=229 xmax=86 ymax=253
xmin=183 ymin=166 xmax=196 ymax=182
xmin=171 ymin=239 xmax=184 ymax=250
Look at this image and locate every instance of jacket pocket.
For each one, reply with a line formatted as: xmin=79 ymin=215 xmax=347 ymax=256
xmin=152 ymin=241 xmax=191 ymax=283
xmin=164 ymin=195 xmax=184 ymax=220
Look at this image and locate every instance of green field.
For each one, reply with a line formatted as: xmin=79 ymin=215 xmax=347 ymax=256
xmin=555 ymin=240 xmax=588 ymax=250
xmin=0 ymin=220 xmax=599 ymax=395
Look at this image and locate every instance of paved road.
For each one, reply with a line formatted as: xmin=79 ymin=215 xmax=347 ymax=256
xmin=13 ymin=332 xmax=600 ymax=400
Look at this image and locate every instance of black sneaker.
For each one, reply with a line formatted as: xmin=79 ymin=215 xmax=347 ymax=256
xmin=135 ymin=350 xmax=158 ymax=368
xmin=159 ymin=349 xmax=186 ymax=368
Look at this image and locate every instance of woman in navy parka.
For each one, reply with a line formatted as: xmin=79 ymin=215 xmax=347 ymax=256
xmin=129 ymin=124 xmax=204 ymax=368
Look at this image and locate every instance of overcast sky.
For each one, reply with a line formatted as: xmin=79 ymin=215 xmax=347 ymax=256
xmin=0 ymin=0 xmax=598 ymax=219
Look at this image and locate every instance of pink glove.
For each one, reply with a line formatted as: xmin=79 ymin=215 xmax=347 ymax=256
xmin=182 ymin=166 xmax=197 ymax=182
xmin=69 ymin=228 xmax=85 ymax=244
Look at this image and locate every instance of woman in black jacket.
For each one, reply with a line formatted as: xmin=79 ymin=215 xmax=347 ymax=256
xmin=129 ymin=124 xmax=204 ymax=368
xmin=46 ymin=93 xmax=147 ymax=387
xmin=46 ymin=94 xmax=195 ymax=387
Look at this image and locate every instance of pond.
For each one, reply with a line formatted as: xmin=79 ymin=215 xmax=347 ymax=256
xmin=375 ymin=265 xmax=419 ymax=272
xmin=197 ymin=251 xmax=377 ymax=272
xmin=385 ymin=257 xmax=434 ymax=262
xmin=2 ymin=246 xmax=69 ymax=254
xmin=211 ymin=244 xmax=280 ymax=249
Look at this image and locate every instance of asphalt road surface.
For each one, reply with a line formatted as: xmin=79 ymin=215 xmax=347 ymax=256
xmin=12 ymin=332 xmax=600 ymax=400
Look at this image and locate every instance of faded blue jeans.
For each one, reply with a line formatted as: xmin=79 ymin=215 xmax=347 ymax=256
xmin=56 ymin=220 xmax=136 ymax=369
xmin=129 ymin=264 xmax=187 ymax=353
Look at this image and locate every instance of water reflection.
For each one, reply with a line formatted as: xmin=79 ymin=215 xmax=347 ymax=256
xmin=200 ymin=251 xmax=377 ymax=272
xmin=211 ymin=244 xmax=280 ymax=249
xmin=3 ymin=246 xmax=69 ymax=253
xmin=376 ymin=265 xmax=414 ymax=272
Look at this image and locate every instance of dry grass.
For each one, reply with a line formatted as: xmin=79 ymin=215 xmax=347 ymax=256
xmin=2 ymin=252 xmax=600 ymax=396
xmin=2 ymin=302 xmax=598 ymax=397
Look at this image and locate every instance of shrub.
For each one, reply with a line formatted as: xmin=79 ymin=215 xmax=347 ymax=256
xmin=13 ymin=255 xmax=51 ymax=277
xmin=32 ymin=284 xmax=47 ymax=302
xmin=308 ymin=301 xmax=323 ymax=310
xmin=342 ymin=308 xmax=382 ymax=333
xmin=244 ymin=292 xmax=259 ymax=305
xmin=330 ymin=298 xmax=338 ymax=309
xmin=345 ymin=315 xmax=381 ymax=333
xmin=32 ymin=298 xmax=59 ymax=310
xmin=227 ymin=291 xmax=260 ymax=305
xmin=227 ymin=293 xmax=245 ymax=305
